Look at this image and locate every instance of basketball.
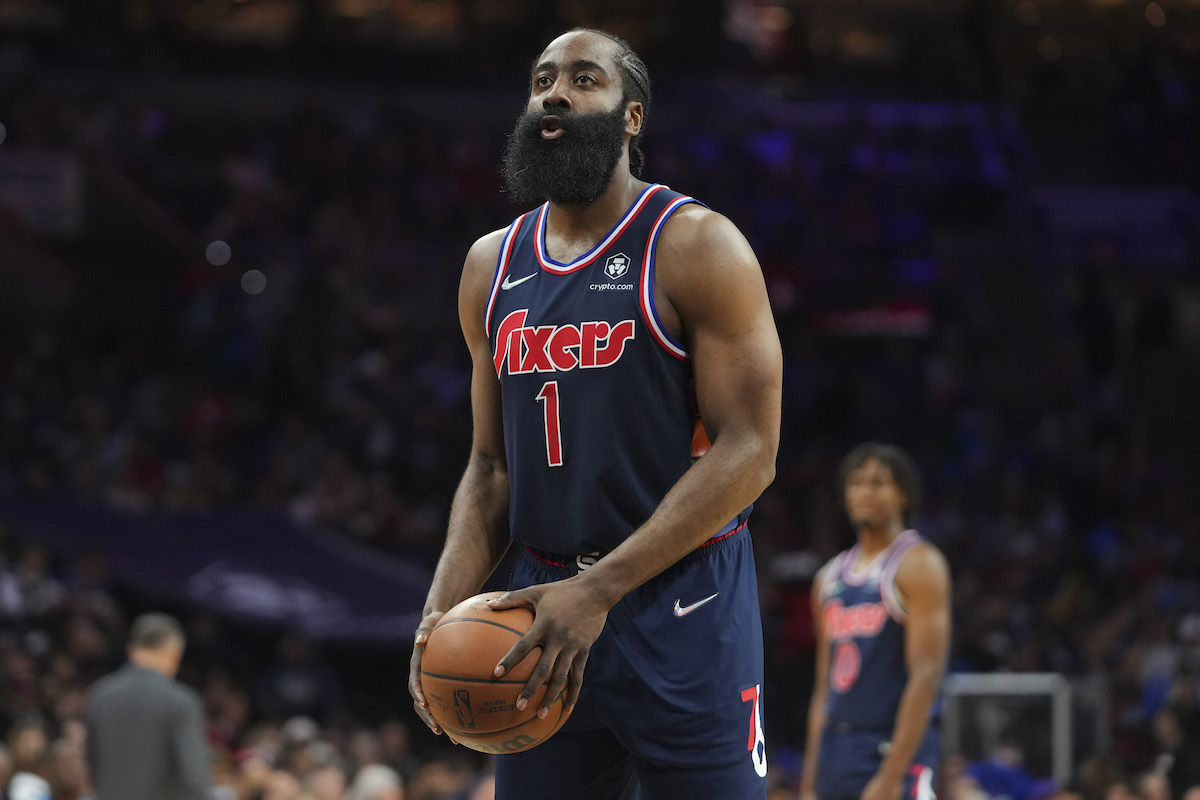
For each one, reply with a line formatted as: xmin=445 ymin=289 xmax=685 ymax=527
xmin=420 ymin=591 xmax=572 ymax=754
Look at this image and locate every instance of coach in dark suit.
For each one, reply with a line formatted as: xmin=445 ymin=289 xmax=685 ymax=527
xmin=86 ymin=612 xmax=213 ymax=800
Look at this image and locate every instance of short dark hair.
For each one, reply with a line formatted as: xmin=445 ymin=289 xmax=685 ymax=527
xmin=838 ymin=442 xmax=923 ymax=526
xmin=129 ymin=612 xmax=185 ymax=651
xmin=571 ymin=28 xmax=651 ymax=178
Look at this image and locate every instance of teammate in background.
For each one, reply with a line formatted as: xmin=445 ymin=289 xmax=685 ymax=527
xmin=408 ymin=27 xmax=782 ymax=800
xmin=801 ymin=443 xmax=951 ymax=800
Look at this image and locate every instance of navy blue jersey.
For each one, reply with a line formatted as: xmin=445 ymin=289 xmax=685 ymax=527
xmin=485 ymin=184 xmax=749 ymax=555
xmin=818 ymin=530 xmax=937 ymax=729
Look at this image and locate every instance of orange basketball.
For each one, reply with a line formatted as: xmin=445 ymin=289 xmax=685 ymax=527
xmin=420 ymin=591 xmax=572 ymax=754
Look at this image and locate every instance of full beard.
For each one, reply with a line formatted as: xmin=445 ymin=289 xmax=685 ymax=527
xmin=502 ymin=104 xmax=628 ymax=207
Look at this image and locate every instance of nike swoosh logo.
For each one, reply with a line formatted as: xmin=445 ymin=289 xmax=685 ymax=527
xmin=500 ymin=272 xmax=537 ymax=290
xmin=673 ymin=592 xmax=719 ymax=617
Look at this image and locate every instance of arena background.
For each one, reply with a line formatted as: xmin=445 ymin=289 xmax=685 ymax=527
xmin=0 ymin=1 xmax=1198 ymax=798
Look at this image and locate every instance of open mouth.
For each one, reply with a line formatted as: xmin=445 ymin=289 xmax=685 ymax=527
xmin=540 ymin=115 xmax=564 ymax=140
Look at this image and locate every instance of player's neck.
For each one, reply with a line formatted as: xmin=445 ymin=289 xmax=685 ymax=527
xmin=546 ymin=169 xmax=649 ymax=240
xmin=854 ymin=520 xmax=906 ymax=557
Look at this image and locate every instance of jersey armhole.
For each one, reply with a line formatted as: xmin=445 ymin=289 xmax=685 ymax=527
xmin=819 ymin=552 xmax=848 ymax=601
xmin=484 ymin=213 xmax=531 ymax=333
xmin=880 ymin=531 xmax=921 ymax=622
xmin=639 ymin=196 xmax=705 ymax=360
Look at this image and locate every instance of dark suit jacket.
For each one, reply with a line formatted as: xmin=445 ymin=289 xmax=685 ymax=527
xmin=86 ymin=663 xmax=213 ymax=800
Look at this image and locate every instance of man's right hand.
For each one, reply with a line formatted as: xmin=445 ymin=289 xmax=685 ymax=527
xmin=409 ymin=611 xmax=447 ymax=735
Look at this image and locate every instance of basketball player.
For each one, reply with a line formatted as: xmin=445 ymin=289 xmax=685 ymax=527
xmin=800 ymin=443 xmax=951 ymax=800
xmin=408 ymin=27 xmax=783 ymax=800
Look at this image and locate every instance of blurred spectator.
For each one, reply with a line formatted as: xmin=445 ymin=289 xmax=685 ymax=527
xmin=0 ymin=545 xmax=65 ymax=630
xmin=465 ymin=773 xmax=493 ymax=800
xmin=1108 ymin=779 xmax=1140 ymax=800
xmin=404 ymin=755 xmax=476 ymax=800
xmin=1136 ymin=771 xmax=1172 ymax=800
xmin=0 ymin=744 xmax=13 ymax=795
xmin=260 ymin=769 xmax=303 ymax=800
xmin=944 ymin=753 xmax=991 ymax=800
xmin=1148 ymin=705 xmax=1200 ymax=800
xmin=303 ymin=763 xmax=347 ymax=800
xmin=347 ymin=764 xmax=404 ymax=800
xmin=967 ymin=738 xmax=1057 ymax=800
xmin=45 ymin=737 xmax=90 ymax=800
xmin=6 ymin=718 xmax=51 ymax=800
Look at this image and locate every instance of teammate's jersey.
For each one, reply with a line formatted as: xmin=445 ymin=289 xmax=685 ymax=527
xmin=485 ymin=184 xmax=749 ymax=555
xmin=818 ymin=529 xmax=937 ymax=729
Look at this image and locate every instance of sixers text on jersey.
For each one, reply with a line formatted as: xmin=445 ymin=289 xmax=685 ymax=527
xmin=492 ymin=309 xmax=636 ymax=376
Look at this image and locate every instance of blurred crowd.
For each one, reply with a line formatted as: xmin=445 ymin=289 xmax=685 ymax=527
xmin=0 ymin=524 xmax=496 ymax=800
xmin=1 ymin=9 xmax=1199 ymax=800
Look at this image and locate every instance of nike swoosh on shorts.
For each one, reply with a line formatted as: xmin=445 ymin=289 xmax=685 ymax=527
xmin=673 ymin=592 xmax=719 ymax=617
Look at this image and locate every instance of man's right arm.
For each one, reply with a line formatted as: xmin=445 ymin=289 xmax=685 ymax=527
xmin=800 ymin=565 xmax=830 ymax=800
xmin=408 ymin=230 xmax=513 ymax=736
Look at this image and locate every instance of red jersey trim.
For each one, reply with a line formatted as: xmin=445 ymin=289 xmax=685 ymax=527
xmin=484 ymin=212 xmax=532 ymax=332
xmin=639 ymin=195 xmax=695 ymax=360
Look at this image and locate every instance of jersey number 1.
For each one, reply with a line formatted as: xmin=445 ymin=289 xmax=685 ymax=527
xmin=536 ymin=381 xmax=563 ymax=467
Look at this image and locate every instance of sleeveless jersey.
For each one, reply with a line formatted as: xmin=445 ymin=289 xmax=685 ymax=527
xmin=484 ymin=184 xmax=749 ymax=555
xmin=818 ymin=529 xmax=938 ymax=729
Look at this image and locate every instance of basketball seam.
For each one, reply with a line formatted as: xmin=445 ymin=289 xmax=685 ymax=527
xmin=420 ymin=670 xmax=529 ymax=685
xmin=432 ymin=617 xmax=528 ymax=637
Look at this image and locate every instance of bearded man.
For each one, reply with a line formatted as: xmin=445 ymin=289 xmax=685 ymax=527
xmin=409 ymin=28 xmax=783 ymax=800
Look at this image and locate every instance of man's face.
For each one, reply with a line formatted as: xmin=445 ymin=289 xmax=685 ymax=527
xmin=502 ymin=32 xmax=640 ymax=206
xmin=843 ymin=458 xmax=908 ymax=531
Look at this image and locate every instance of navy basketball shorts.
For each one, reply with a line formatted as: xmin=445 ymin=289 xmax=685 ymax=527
xmin=814 ymin=723 xmax=940 ymax=800
xmin=493 ymin=527 xmax=768 ymax=800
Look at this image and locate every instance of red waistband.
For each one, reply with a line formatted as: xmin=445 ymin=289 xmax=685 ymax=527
xmin=524 ymin=519 xmax=748 ymax=569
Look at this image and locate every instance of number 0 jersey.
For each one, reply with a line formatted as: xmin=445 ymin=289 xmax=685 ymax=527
xmin=818 ymin=530 xmax=940 ymax=729
xmin=484 ymin=184 xmax=749 ymax=555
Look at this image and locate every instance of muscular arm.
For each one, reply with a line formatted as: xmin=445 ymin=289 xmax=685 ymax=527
xmin=409 ymin=230 xmax=514 ymax=734
xmin=865 ymin=544 xmax=952 ymax=800
xmin=800 ymin=566 xmax=831 ymax=800
xmin=492 ymin=205 xmax=783 ymax=715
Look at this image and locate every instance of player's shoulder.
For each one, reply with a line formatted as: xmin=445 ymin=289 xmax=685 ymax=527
xmin=896 ymin=535 xmax=950 ymax=580
xmin=658 ymin=201 xmax=744 ymax=248
xmin=464 ymin=225 xmax=512 ymax=269
xmin=460 ymin=225 xmax=513 ymax=300
xmin=655 ymin=201 xmax=760 ymax=294
xmin=901 ymin=530 xmax=945 ymax=557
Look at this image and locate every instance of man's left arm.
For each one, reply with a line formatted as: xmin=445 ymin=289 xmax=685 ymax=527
xmin=863 ymin=543 xmax=952 ymax=800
